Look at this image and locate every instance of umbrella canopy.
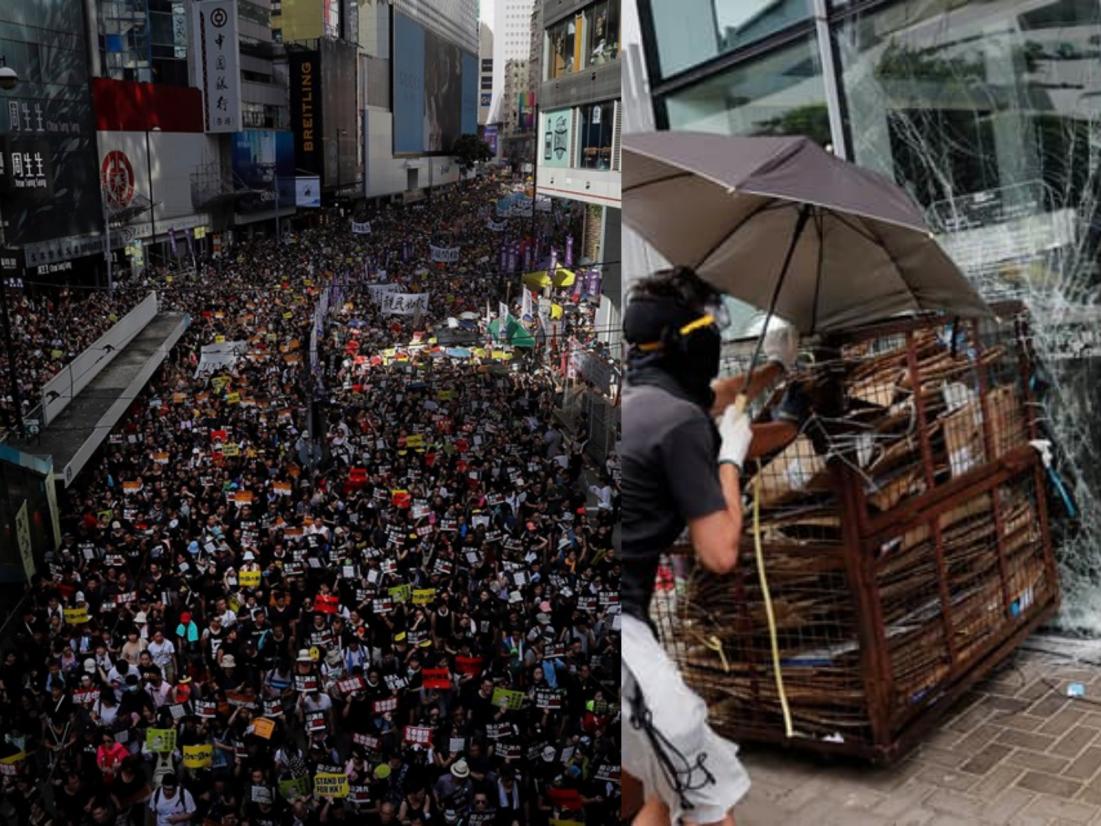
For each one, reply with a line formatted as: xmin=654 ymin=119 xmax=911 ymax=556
xmin=522 ymin=268 xmax=576 ymax=291
xmin=623 ymin=132 xmax=989 ymax=333
xmin=488 ymin=316 xmax=536 ymax=349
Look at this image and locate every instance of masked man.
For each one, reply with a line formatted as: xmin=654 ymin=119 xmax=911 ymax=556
xmin=620 ymin=266 xmax=797 ymax=826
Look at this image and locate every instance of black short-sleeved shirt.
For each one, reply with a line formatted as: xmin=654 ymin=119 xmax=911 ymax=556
xmin=622 ymin=382 xmax=727 ymax=623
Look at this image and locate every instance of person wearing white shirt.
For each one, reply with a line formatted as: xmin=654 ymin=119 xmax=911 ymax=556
xmin=148 ymin=774 xmax=195 ymax=826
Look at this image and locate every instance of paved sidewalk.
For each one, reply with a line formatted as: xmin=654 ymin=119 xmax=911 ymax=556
xmin=731 ymin=646 xmax=1101 ymax=825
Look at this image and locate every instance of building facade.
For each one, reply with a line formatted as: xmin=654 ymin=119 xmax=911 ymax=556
xmin=629 ymin=0 xmax=1101 ymax=631
xmin=535 ymin=0 xmax=621 ymax=350
xmin=491 ymin=0 xmax=536 ymax=125
xmin=479 ymin=21 xmax=494 ymax=126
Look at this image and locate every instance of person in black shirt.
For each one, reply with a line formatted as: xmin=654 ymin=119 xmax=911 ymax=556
xmin=621 ymin=267 xmax=796 ymax=826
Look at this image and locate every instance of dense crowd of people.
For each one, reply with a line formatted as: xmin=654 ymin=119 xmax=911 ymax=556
xmin=0 ymin=176 xmax=621 ymax=826
xmin=0 ymin=283 xmax=149 ymax=428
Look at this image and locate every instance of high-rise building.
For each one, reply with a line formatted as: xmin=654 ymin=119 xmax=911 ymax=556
xmin=491 ymin=0 xmax=535 ymax=125
xmin=534 ymin=0 xmax=621 ymax=348
xmin=479 ymin=22 xmax=494 ymax=126
xmin=357 ymin=0 xmax=479 ymax=202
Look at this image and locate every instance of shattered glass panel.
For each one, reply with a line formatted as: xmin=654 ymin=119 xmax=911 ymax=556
xmin=836 ymin=0 xmax=1101 ymax=633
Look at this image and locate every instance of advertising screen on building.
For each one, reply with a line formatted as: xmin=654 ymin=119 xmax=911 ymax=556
xmin=393 ymin=12 xmax=478 ymax=155
xmin=97 ymin=131 xmax=220 ymax=236
xmin=289 ymin=49 xmax=323 ymax=178
xmin=231 ymin=131 xmax=295 ymax=213
xmin=0 ymin=0 xmax=102 ymax=263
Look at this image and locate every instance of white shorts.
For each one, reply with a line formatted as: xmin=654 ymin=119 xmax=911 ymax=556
xmin=621 ymin=614 xmax=750 ymax=824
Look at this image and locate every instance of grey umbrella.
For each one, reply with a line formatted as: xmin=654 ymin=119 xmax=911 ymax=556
xmin=623 ymin=132 xmax=990 ymax=335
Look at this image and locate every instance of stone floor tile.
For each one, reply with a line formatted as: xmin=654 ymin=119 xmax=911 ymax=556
xmin=1018 ymin=794 xmax=1099 ymax=824
xmin=1015 ymin=770 xmax=1083 ymax=799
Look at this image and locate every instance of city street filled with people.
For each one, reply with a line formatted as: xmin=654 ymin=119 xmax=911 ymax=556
xmin=0 ymin=176 xmax=621 ymax=826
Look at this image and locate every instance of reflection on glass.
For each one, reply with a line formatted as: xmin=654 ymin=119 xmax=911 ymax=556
xmin=587 ymin=0 xmax=619 ymax=66
xmin=662 ymin=35 xmax=828 ymax=144
xmin=648 ymin=0 xmax=812 ymax=79
xmin=580 ymin=101 xmax=615 ymax=169
xmin=836 ymin=0 xmax=1101 ymax=632
xmin=548 ymin=16 xmax=578 ymax=78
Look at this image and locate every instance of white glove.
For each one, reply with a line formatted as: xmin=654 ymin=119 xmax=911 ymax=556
xmin=762 ymin=320 xmax=799 ymax=372
xmin=717 ymin=406 xmax=753 ymax=470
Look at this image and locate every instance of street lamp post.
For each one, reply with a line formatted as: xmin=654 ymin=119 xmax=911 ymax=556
xmin=145 ymin=125 xmax=161 ymax=268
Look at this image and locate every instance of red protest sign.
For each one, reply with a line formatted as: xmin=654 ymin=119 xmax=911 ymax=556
xmin=422 ymin=668 xmax=452 ymax=690
xmin=455 ymin=656 xmax=484 ymax=676
xmin=315 ymin=594 xmax=339 ymax=615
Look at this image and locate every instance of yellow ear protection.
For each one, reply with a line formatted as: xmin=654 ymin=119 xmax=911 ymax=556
xmin=636 ymin=313 xmax=717 ymax=354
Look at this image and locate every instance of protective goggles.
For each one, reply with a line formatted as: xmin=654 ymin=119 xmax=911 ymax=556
xmin=636 ymin=300 xmax=730 ymax=352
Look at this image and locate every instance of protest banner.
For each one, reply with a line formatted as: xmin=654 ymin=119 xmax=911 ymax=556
xmin=388 ymin=583 xmax=411 ymax=603
xmin=429 ymin=244 xmax=460 ymax=263
xmin=314 ymin=772 xmax=350 ymax=798
xmin=146 ymin=728 xmax=177 ymax=753
xmin=63 ymin=607 xmax=89 ymax=625
xmin=535 ymin=688 xmax=564 ymax=710
xmin=455 ymin=655 xmax=484 ymax=675
xmin=351 ymin=221 xmax=371 ymax=235
xmin=195 ymin=340 xmax=248 ymax=377
xmin=367 ymin=282 xmax=400 ymax=303
xmin=491 ymin=687 xmax=525 ymax=710
xmin=380 ymin=292 xmax=430 ymax=316
xmin=238 ymin=569 xmax=261 ymax=588
xmin=252 ymin=718 xmax=275 ymax=739
xmin=306 ymin=711 xmax=327 ymax=732
xmin=278 ymin=776 xmax=310 ymax=801
xmin=183 ymin=744 xmax=213 ymax=768
xmin=372 ymin=696 xmax=398 ymax=714
xmin=412 ymin=588 xmax=435 ymax=606
xmin=352 ymin=732 xmax=380 ymax=751
xmin=403 ymin=725 xmax=433 ymax=746
xmin=195 ymin=700 xmax=217 ymax=719
xmin=422 ymin=667 xmax=452 ymax=690
xmin=594 ymin=763 xmax=621 ymax=783
xmin=226 ymin=690 xmax=257 ymax=708
xmin=486 ymin=219 xmax=507 ymax=232
xmin=314 ymin=593 xmax=339 ymax=614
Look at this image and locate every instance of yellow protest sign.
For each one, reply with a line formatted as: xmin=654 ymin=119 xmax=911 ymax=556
xmin=282 ymin=311 xmax=293 ymax=320
xmin=183 ymin=744 xmax=212 ymax=768
xmin=211 ymin=376 xmax=229 ymax=391
xmin=214 ymin=335 xmax=226 ymax=344
xmin=64 ymin=607 xmax=89 ymax=625
xmin=491 ymin=687 xmax=525 ymax=710
xmin=226 ymin=392 xmax=241 ymax=404
xmin=436 ymin=390 xmax=455 ymax=401
xmin=405 ymin=434 xmax=426 ymax=448
xmin=551 ymin=303 xmax=563 ymax=319
xmin=412 ymin=588 xmax=436 ymax=606
xmin=313 ymin=772 xmax=349 ymax=798
xmin=252 ymin=718 xmax=275 ymax=739
xmin=239 ymin=570 xmax=261 ymax=588
xmin=491 ymin=350 xmax=513 ymax=361
xmin=146 ymin=728 xmax=177 ymax=753
xmin=389 ymin=584 xmax=411 ymax=604
xmin=222 ymin=444 xmax=240 ymax=457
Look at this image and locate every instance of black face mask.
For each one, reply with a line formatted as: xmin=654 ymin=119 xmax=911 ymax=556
xmin=624 ymin=296 xmax=722 ymax=409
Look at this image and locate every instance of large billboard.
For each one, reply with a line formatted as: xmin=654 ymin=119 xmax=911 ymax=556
xmin=289 ymin=50 xmax=323 ymax=178
xmin=0 ymin=0 xmax=103 ymax=266
xmin=193 ymin=0 xmax=244 ymax=133
xmin=320 ymin=38 xmax=358 ymax=193
xmin=393 ymin=12 xmax=478 ymax=155
xmin=540 ymin=109 xmax=574 ymax=168
xmin=97 ymin=131 xmax=219 ymax=237
xmin=231 ymin=131 xmax=295 ymax=213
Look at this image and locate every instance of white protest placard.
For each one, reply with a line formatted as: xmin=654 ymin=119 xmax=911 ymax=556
xmin=380 ymin=292 xmax=430 ymax=316
xmin=195 ymin=340 xmax=248 ymax=377
xmin=367 ymin=283 xmax=401 ymax=303
xmin=429 ymin=245 xmax=460 ymax=263
xmin=351 ymin=221 xmax=372 ymax=235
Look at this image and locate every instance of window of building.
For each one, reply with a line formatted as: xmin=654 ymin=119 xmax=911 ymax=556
xmin=579 ymin=101 xmax=615 ymax=169
xmin=547 ymin=15 xmax=580 ymax=78
xmin=660 ymin=35 xmax=828 ymax=145
xmin=644 ymin=0 xmax=812 ymax=80
xmin=585 ymin=0 xmax=618 ymax=66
